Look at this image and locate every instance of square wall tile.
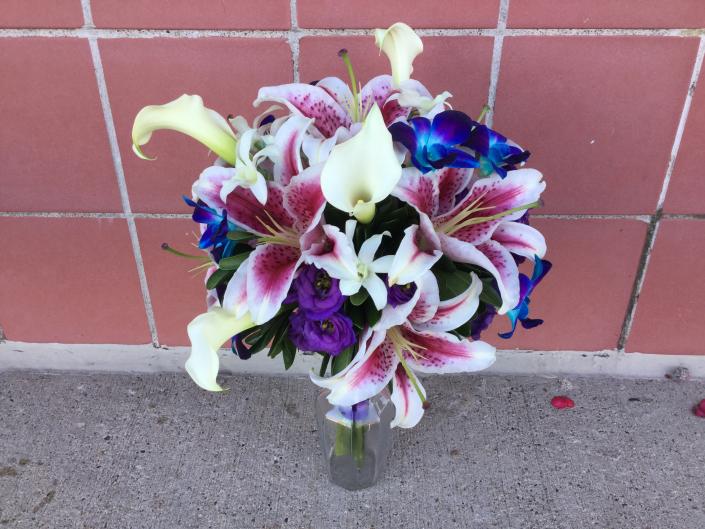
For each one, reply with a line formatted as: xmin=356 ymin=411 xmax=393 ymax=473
xmin=91 ymin=0 xmax=290 ymax=29
xmin=484 ymin=218 xmax=647 ymax=351
xmin=508 ymin=1 xmax=705 ymax=29
xmin=494 ymin=37 xmax=698 ymax=214
xmin=665 ymin=68 xmax=705 ymax=214
xmin=298 ymin=0 xmax=499 ymax=28
xmin=627 ymin=220 xmax=705 ymax=354
xmin=101 ymin=38 xmax=292 ymax=213
xmin=0 ymin=39 xmax=121 ymax=212
xmin=0 ymin=218 xmax=150 ymax=343
xmin=299 ymin=36 xmax=493 ymax=120
xmin=0 ymin=0 xmax=83 ymax=28
xmin=137 ymin=218 xmax=210 ymax=346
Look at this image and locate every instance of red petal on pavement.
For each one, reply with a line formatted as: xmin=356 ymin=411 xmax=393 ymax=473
xmin=694 ymin=399 xmax=705 ymax=418
xmin=551 ymin=396 xmax=575 ymax=409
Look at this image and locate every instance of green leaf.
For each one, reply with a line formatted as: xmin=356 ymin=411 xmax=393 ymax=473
xmin=479 ymin=278 xmax=503 ymax=308
xmin=226 ymin=230 xmax=255 ymax=242
xmin=218 ymin=252 xmax=250 ymax=270
xmin=331 ymin=345 xmax=355 ymax=375
xmin=281 ymin=338 xmax=296 ymax=370
xmin=350 ymin=289 xmax=369 ymax=306
xmin=362 ymin=298 xmax=381 ymax=328
xmin=348 ymin=304 xmax=366 ymax=330
xmin=205 ymin=268 xmax=232 ymax=290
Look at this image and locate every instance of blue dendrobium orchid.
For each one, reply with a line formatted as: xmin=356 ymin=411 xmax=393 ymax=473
xmin=465 ymin=123 xmax=531 ymax=178
xmin=182 ymin=196 xmax=230 ymax=250
xmin=389 ymin=110 xmax=479 ymax=174
xmin=499 ymin=256 xmax=552 ymax=339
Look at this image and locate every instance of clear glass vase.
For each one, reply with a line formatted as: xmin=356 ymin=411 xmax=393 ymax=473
xmin=315 ymin=388 xmax=395 ymax=490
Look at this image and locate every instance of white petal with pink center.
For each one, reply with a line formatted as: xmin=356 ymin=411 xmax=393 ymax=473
xmin=390 ymin=364 xmax=426 ymax=428
xmin=440 ymin=234 xmax=520 ymax=314
xmin=401 ymin=325 xmax=496 ymax=374
xmin=414 ymin=272 xmax=482 ymax=332
xmin=386 ymin=213 xmax=442 ymax=286
xmin=491 ymin=221 xmax=547 ymax=260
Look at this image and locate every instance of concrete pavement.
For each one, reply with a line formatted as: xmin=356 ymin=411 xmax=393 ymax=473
xmin=1 ymin=371 xmax=704 ymax=528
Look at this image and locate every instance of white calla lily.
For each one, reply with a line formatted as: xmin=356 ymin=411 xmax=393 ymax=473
xmin=185 ymin=308 xmax=255 ymax=392
xmin=374 ymin=22 xmax=423 ymax=86
xmin=320 ymin=104 xmax=401 ymax=223
xmin=132 ymin=94 xmax=237 ymax=166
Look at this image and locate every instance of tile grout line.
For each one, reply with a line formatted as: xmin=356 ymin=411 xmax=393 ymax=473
xmin=0 ymin=27 xmax=703 ymax=39
xmin=289 ymin=0 xmax=300 ymax=82
xmin=82 ymin=0 xmax=160 ymax=347
xmin=486 ymin=0 xmax=509 ymax=127
xmin=617 ymin=35 xmax=705 ymax=351
xmin=6 ymin=211 xmax=705 ymax=221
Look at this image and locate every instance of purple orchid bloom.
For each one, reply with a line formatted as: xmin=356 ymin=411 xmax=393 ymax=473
xmin=288 ymin=311 xmax=356 ymax=355
xmin=389 ymin=110 xmax=479 ymax=174
xmin=464 ymin=124 xmax=530 ymax=178
xmin=182 ymin=196 xmax=230 ymax=250
xmin=287 ymin=265 xmax=345 ymax=319
xmin=499 ymin=256 xmax=552 ymax=339
xmin=230 ymin=334 xmax=252 ymax=360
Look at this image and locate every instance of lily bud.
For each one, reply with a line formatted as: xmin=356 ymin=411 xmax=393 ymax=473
xmin=321 ymin=104 xmax=401 ymax=224
xmin=374 ymin=22 xmax=423 ymax=86
xmin=131 ymin=94 xmax=237 ymax=166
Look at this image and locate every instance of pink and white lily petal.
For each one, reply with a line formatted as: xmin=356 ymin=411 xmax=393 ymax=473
xmin=255 ymin=83 xmax=352 ymax=138
xmin=390 ymin=364 xmax=426 ymax=428
xmin=301 ymin=126 xmax=352 ymax=165
xmin=322 ymin=332 xmax=399 ymax=407
xmin=246 ymin=244 xmax=303 ymax=324
xmin=306 ymin=223 xmax=360 ymax=291
xmin=402 ymin=325 xmax=496 ymax=374
xmin=387 ymin=213 xmax=442 ymax=286
xmin=316 ymin=77 xmax=354 ymax=116
xmin=375 ymin=282 xmax=422 ymax=331
xmin=492 ymin=221 xmax=547 ymax=260
xmin=392 ymin=167 xmax=438 ymax=217
xmin=193 ymin=165 xmax=231 ymax=212
xmin=414 ymin=272 xmax=482 ymax=333
xmin=185 ymin=309 xmax=255 ymax=392
xmin=435 ymin=169 xmax=545 ymax=245
xmin=224 ymin=182 xmax=295 ymax=236
xmin=440 ymin=234 xmax=519 ymax=314
xmin=407 ymin=271 xmax=440 ymax=325
xmin=283 ymin=164 xmax=326 ymax=233
xmin=272 ymin=114 xmax=312 ymax=185
xmin=221 ymin=257 xmax=250 ymax=319
xmin=436 ymin=167 xmax=473 ymax=214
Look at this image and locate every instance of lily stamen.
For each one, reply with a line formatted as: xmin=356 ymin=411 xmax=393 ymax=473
xmin=255 ymin=211 xmax=300 ymax=248
xmin=388 ymin=327 xmax=427 ymax=404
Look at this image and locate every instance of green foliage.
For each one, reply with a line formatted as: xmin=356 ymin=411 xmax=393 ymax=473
xmin=217 ymin=252 xmax=250 ymax=270
xmin=331 ymin=344 xmax=355 ymax=375
xmin=205 ymin=268 xmax=233 ymax=290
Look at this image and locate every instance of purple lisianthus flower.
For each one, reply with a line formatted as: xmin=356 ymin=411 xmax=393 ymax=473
xmin=387 ymin=282 xmax=417 ymax=307
xmin=288 ymin=265 xmax=345 ymax=319
xmin=288 ymin=311 xmax=356 ymax=355
xmin=470 ymin=305 xmax=497 ymax=340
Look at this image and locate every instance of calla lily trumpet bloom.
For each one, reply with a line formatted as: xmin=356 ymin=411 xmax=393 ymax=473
xmin=375 ymin=22 xmax=423 ymax=87
xmin=132 ymin=94 xmax=237 ymax=165
xmin=320 ymin=104 xmax=401 ymax=223
xmin=185 ymin=308 xmax=255 ymax=392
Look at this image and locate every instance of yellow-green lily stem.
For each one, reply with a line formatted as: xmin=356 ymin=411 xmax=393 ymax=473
xmin=339 ymin=49 xmax=360 ymax=122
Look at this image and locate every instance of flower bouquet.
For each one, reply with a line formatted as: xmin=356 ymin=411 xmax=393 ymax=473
xmin=132 ymin=22 xmax=551 ymax=489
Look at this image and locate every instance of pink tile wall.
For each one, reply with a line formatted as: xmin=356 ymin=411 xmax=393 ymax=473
xmin=1 ymin=1 xmax=704 ymax=357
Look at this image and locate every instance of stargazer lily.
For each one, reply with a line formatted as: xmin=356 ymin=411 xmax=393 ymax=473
xmin=307 ymin=220 xmax=393 ymax=310
xmin=312 ymin=271 xmax=494 ymax=428
xmin=374 ymin=22 xmax=424 ymax=87
xmin=320 ymin=104 xmax=402 ymax=223
xmin=393 ymin=167 xmax=546 ymax=313
xmin=132 ymin=94 xmax=237 ymax=165
xmin=193 ymin=156 xmax=326 ymax=324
